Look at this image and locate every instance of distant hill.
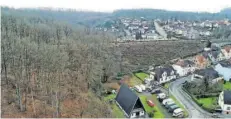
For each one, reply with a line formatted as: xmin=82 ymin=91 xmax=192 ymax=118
xmin=220 ymin=7 xmax=231 ymax=15
xmin=1 ymin=6 xmax=111 ymax=27
xmin=1 ymin=7 xmax=231 ymax=27
xmin=112 ymin=8 xmax=231 ymax=20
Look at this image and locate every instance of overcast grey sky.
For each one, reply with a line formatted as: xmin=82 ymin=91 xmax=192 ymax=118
xmin=1 ymin=0 xmax=231 ymax=13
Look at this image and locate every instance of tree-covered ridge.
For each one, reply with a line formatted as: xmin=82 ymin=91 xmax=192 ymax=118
xmin=1 ymin=11 xmax=120 ymax=118
xmin=1 ymin=7 xmax=231 ymax=28
xmin=1 ymin=7 xmax=111 ymax=27
xmin=112 ymin=8 xmax=231 ymax=20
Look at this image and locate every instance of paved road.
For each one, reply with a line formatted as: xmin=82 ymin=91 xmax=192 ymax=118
xmin=154 ymin=21 xmax=167 ymax=39
xmin=169 ymin=76 xmax=213 ymax=118
xmin=169 ymin=76 xmax=231 ymax=118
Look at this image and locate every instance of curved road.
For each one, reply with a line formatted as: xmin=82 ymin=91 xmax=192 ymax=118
xmin=169 ymin=76 xmax=214 ymax=118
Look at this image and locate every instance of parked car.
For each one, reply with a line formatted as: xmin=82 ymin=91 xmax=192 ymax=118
xmin=168 ymin=105 xmax=180 ymax=113
xmin=146 ymin=85 xmax=152 ymax=92
xmin=134 ymin=86 xmax=142 ymax=93
xmin=147 ymin=100 xmax=155 ymax=107
xmin=165 ymin=103 xmax=176 ymax=109
xmin=151 ymin=89 xmax=162 ymax=94
xmin=172 ymin=108 xmax=184 ymax=118
xmin=157 ymin=93 xmax=166 ymax=99
xmin=165 ymin=101 xmax=175 ymax=108
xmin=162 ymin=98 xmax=173 ymax=105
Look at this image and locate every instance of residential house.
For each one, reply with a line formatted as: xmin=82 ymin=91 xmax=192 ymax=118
xmin=172 ymin=59 xmax=196 ymax=76
xmin=221 ymin=46 xmax=231 ymax=59
xmin=194 ymin=55 xmax=210 ymax=69
xmin=146 ymin=33 xmax=158 ymax=39
xmin=191 ymin=68 xmax=223 ymax=84
xmin=202 ymin=51 xmax=225 ymax=64
xmin=115 ymin=84 xmax=146 ymax=118
xmin=154 ymin=66 xmax=177 ymax=84
xmin=215 ymin=59 xmax=231 ymax=81
xmin=218 ymin=90 xmax=231 ymax=114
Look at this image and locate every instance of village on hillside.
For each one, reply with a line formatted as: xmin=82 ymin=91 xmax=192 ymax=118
xmin=96 ymin=17 xmax=231 ymax=41
xmin=103 ymin=41 xmax=231 ymax=118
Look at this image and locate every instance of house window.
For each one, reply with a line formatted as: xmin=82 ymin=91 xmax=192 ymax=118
xmin=227 ymin=107 xmax=231 ymax=110
xmin=171 ymin=71 xmax=174 ymax=75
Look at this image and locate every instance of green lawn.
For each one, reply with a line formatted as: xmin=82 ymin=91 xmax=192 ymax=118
xmin=170 ymin=95 xmax=189 ymax=117
xmin=224 ymin=81 xmax=231 ymax=90
xmin=139 ymin=95 xmax=165 ymax=118
xmin=135 ymin=73 xmax=149 ymax=81
xmin=130 ymin=75 xmax=143 ymax=86
xmin=103 ymin=94 xmax=124 ymax=118
xmin=163 ymin=83 xmax=170 ymax=89
xmin=197 ymin=97 xmax=217 ymax=109
xmin=196 ymin=97 xmax=217 ymax=109
xmin=103 ymin=94 xmax=116 ymax=101
xmin=111 ymin=103 xmax=125 ymax=118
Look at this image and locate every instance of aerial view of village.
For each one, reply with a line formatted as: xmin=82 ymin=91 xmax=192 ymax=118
xmin=1 ymin=0 xmax=231 ymax=118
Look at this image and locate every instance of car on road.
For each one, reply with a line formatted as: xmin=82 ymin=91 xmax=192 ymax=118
xmin=211 ymin=114 xmax=219 ymax=118
xmin=147 ymin=100 xmax=155 ymax=107
xmin=172 ymin=108 xmax=184 ymax=118
xmin=168 ymin=105 xmax=180 ymax=113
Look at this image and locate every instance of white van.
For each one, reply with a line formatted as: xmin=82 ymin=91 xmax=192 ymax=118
xmin=173 ymin=108 xmax=184 ymax=117
xmin=140 ymin=84 xmax=146 ymax=91
xmin=157 ymin=93 xmax=166 ymax=99
xmin=134 ymin=86 xmax=142 ymax=93
xmin=162 ymin=98 xmax=173 ymax=105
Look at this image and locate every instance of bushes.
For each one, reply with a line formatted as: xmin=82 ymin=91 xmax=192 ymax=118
xmin=148 ymin=112 xmax=154 ymax=117
xmin=183 ymin=87 xmax=217 ymax=113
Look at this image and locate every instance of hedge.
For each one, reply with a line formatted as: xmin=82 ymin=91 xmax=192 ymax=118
xmin=182 ymin=87 xmax=216 ymax=113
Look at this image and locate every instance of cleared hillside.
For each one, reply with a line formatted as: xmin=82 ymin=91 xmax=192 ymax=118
xmin=117 ymin=40 xmax=204 ymax=71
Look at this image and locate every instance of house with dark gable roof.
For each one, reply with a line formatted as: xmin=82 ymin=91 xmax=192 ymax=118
xmin=218 ymin=90 xmax=231 ymax=114
xmin=215 ymin=59 xmax=231 ymax=81
xmin=115 ymin=84 xmax=146 ymax=118
xmin=191 ymin=68 xmax=223 ymax=84
xmin=154 ymin=66 xmax=177 ymax=84
xmin=202 ymin=50 xmax=225 ymax=64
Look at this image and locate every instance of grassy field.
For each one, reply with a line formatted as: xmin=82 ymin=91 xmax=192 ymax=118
xmin=139 ymin=95 xmax=165 ymax=118
xmin=224 ymin=81 xmax=231 ymax=90
xmin=170 ymin=95 xmax=189 ymax=117
xmin=130 ymin=75 xmax=143 ymax=86
xmin=163 ymin=83 xmax=170 ymax=89
xmin=103 ymin=94 xmax=124 ymax=118
xmin=135 ymin=73 xmax=149 ymax=81
xmin=196 ymin=97 xmax=217 ymax=110
xmin=103 ymin=94 xmax=116 ymax=101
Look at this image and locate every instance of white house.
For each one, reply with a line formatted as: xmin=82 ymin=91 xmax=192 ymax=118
xmin=115 ymin=84 xmax=146 ymax=118
xmin=172 ymin=59 xmax=196 ymax=76
xmin=154 ymin=66 xmax=177 ymax=84
xmin=218 ymin=91 xmax=231 ymax=114
xmin=144 ymin=72 xmax=155 ymax=84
